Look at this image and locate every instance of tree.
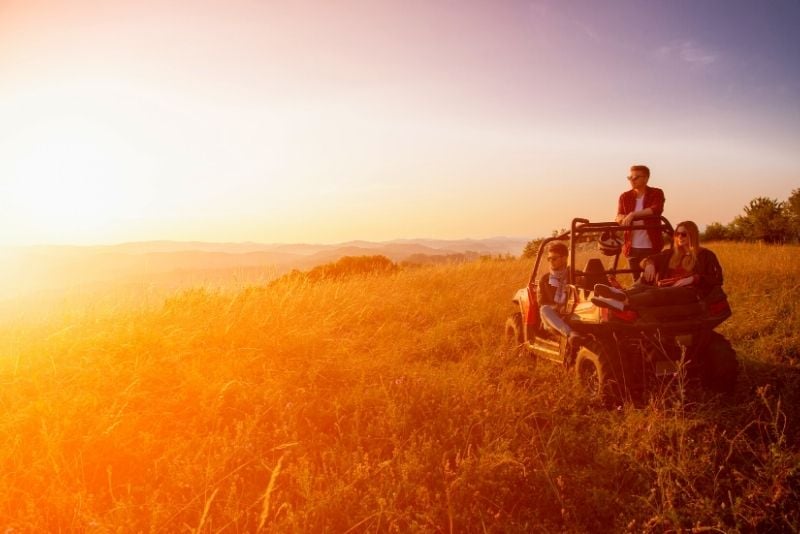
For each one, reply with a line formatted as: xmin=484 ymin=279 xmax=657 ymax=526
xmin=786 ymin=188 xmax=800 ymax=242
xmin=523 ymin=227 xmax=573 ymax=258
xmin=522 ymin=238 xmax=545 ymax=259
xmin=732 ymin=197 xmax=791 ymax=243
xmin=725 ymin=220 xmax=745 ymax=241
xmin=702 ymin=222 xmax=728 ymax=241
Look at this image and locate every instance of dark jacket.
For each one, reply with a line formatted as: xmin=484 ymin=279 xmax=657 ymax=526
xmin=538 ymin=272 xmax=556 ymax=306
xmin=618 ymin=186 xmax=666 ymax=256
xmin=645 ymin=247 xmax=723 ymax=297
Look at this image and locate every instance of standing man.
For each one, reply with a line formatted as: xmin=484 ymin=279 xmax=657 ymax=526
xmin=616 ymin=164 xmax=665 ymax=281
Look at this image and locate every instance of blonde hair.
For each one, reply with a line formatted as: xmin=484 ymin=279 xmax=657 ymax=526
xmin=668 ymin=220 xmax=700 ymax=271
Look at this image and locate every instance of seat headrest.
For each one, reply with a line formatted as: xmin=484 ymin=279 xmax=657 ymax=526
xmin=584 ymin=258 xmax=605 ymax=275
xmin=579 ymin=258 xmax=607 ymax=292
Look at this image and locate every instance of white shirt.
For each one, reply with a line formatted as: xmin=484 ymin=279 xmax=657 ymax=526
xmin=631 ymin=195 xmax=653 ymax=249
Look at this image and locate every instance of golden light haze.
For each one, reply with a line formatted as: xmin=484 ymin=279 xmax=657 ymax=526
xmin=1 ymin=0 xmax=798 ymax=246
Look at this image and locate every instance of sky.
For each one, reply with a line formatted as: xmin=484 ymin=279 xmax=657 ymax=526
xmin=1 ymin=0 xmax=798 ymax=246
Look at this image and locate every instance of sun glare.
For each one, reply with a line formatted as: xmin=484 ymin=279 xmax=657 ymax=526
xmin=3 ymin=109 xmax=149 ymax=244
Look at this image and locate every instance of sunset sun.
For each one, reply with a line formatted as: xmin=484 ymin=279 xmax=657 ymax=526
xmin=3 ymin=96 xmax=155 ymax=243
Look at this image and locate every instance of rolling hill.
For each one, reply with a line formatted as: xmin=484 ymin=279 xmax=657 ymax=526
xmin=0 ymin=237 xmax=528 ymax=302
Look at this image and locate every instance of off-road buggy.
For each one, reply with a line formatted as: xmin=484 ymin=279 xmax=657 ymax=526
xmin=506 ymin=217 xmax=738 ymax=404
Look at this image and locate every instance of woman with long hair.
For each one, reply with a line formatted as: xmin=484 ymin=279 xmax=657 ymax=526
xmin=592 ymin=220 xmax=724 ymax=310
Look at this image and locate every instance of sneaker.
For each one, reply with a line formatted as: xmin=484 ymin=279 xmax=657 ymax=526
xmin=594 ymin=283 xmax=626 ymax=300
xmin=591 ymin=296 xmax=626 ymax=311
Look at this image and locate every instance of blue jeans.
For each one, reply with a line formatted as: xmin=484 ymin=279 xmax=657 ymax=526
xmin=540 ymin=305 xmax=573 ymax=337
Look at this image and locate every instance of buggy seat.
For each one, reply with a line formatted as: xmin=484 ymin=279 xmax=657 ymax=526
xmin=578 ymin=258 xmax=608 ymax=297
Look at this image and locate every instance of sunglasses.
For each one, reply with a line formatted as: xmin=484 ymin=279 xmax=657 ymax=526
xmin=546 ymin=255 xmax=564 ymax=261
xmin=674 ymin=231 xmax=688 ymax=238
xmin=627 ymin=175 xmax=644 ymax=181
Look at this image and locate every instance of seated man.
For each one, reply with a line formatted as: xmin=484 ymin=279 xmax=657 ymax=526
xmin=538 ymin=242 xmax=585 ymax=348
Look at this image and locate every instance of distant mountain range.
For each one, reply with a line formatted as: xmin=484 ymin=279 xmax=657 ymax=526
xmin=0 ymin=237 xmax=528 ymax=301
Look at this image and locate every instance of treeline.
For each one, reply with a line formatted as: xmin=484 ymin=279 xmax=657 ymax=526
xmin=702 ymin=189 xmax=800 ymax=243
xmin=401 ymin=251 xmax=482 ymax=266
xmin=522 ymin=228 xmax=597 ymax=259
xmin=270 ymin=255 xmax=397 ymax=286
xmin=269 ymin=252 xmax=499 ymax=286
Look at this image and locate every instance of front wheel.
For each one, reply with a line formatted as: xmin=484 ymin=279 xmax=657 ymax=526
xmin=505 ymin=312 xmax=536 ymax=368
xmin=505 ymin=312 xmax=524 ymax=346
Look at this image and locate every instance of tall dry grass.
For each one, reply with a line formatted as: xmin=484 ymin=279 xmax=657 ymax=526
xmin=0 ymin=245 xmax=798 ymax=531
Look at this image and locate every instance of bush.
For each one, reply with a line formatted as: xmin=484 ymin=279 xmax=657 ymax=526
xmin=702 ymin=221 xmax=729 ymax=241
xmin=306 ymin=254 xmax=396 ymax=281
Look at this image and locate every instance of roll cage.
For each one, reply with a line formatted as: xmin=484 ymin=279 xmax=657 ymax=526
xmin=528 ymin=216 xmax=675 ymax=289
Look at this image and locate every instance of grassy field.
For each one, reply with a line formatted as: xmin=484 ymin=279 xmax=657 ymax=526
xmin=0 ymin=243 xmax=798 ymax=532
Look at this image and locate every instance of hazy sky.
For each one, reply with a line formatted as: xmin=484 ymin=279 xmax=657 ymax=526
xmin=1 ymin=0 xmax=798 ymax=246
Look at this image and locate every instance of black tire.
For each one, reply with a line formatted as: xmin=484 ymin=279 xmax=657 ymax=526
xmin=505 ymin=312 xmax=524 ymax=346
xmin=506 ymin=312 xmax=536 ymax=367
xmin=700 ymin=332 xmax=738 ymax=394
xmin=575 ymin=341 xmax=624 ymax=406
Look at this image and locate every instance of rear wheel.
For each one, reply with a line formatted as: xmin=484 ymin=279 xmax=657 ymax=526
xmin=576 ymin=342 xmax=624 ymax=407
xmin=700 ymin=332 xmax=738 ymax=394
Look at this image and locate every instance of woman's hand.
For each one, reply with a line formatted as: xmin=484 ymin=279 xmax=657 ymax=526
xmin=672 ymin=276 xmax=694 ymax=288
xmin=642 ymin=262 xmax=656 ymax=282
